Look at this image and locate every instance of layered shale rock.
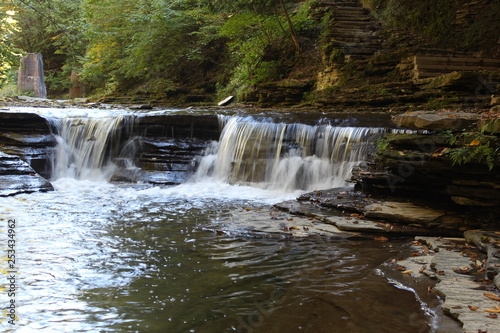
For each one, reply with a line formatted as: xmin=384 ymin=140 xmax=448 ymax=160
xmin=0 ymin=152 xmax=53 ymax=196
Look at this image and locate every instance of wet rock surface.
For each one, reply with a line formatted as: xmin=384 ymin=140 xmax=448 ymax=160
xmin=0 ymin=110 xmax=56 ymax=178
xmin=212 ymin=206 xmax=354 ymax=239
xmin=0 ymin=152 xmax=53 ymax=196
xmin=391 ymin=110 xmax=498 ymax=131
xmin=392 ymin=235 xmax=500 ymax=333
xmin=291 ymin=188 xmax=465 ymax=236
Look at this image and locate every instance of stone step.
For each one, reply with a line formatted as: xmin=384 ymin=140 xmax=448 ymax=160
xmin=332 ymin=5 xmax=367 ymax=12
xmin=332 ymin=21 xmax=378 ymax=29
xmin=415 ymin=55 xmax=500 ymax=67
xmin=416 ymin=63 xmax=499 ymax=73
xmin=408 ymin=55 xmax=500 ymax=79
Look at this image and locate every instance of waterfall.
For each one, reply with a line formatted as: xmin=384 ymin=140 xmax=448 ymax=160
xmin=45 ymin=112 xmax=393 ymax=191
xmin=192 ymin=116 xmax=388 ymax=192
xmin=49 ymin=115 xmax=137 ymax=181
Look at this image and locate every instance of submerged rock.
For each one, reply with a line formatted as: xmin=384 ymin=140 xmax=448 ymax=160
xmin=0 ymin=151 xmax=53 ymax=196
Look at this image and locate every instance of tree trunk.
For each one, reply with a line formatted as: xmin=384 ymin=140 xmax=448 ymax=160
xmin=279 ymin=0 xmax=301 ymax=54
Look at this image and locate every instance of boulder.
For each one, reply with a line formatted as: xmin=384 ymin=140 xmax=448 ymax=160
xmin=392 ymin=111 xmax=478 ymax=130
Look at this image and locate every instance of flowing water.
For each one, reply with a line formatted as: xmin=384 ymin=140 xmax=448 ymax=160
xmin=0 ymin=107 xmax=460 ymax=332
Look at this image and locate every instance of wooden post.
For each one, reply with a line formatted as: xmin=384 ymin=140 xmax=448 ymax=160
xmin=17 ymin=53 xmax=47 ymax=98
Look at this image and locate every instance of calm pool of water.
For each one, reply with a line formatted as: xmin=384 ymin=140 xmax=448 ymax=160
xmin=0 ymin=178 xmax=460 ymax=333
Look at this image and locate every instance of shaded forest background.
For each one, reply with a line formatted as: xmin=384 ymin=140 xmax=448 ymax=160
xmin=1 ymin=0 xmax=499 ymax=105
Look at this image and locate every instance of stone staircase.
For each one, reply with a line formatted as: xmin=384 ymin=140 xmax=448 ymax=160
xmin=316 ymin=0 xmax=382 ymax=59
xmin=398 ymin=51 xmax=500 ymax=80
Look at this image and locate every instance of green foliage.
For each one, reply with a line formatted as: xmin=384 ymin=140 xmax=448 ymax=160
xmin=461 ymin=2 xmax=500 ymax=50
xmin=442 ymin=129 xmax=500 ymax=170
xmin=0 ymin=7 xmax=19 ymax=87
xmin=367 ymin=0 xmax=499 ymax=52
xmin=7 ymin=0 xmax=87 ymax=94
xmin=217 ymin=1 xmax=313 ymax=99
xmin=82 ymin=0 xmax=225 ymax=97
xmin=376 ymin=136 xmax=390 ymax=151
xmin=367 ymin=0 xmax=456 ymax=46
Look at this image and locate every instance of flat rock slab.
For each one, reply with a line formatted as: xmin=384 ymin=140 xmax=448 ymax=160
xmin=276 ymin=199 xmax=439 ymax=236
xmin=393 ymin=237 xmax=500 ymax=333
xmin=391 ymin=111 xmax=499 ymax=131
xmin=364 ymin=201 xmax=446 ymax=224
xmin=214 ymin=206 xmax=358 ymax=239
xmin=0 ymin=151 xmax=53 ymax=196
xmin=295 ymin=188 xmax=460 ymax=235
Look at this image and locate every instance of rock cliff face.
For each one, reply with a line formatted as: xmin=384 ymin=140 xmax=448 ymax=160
xmin=353 ymin=112 xmax=499 ymax=228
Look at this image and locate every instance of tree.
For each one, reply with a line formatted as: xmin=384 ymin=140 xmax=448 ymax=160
xmin=0 ymin=4 xmax=19 ymax=87
xmin=83 ymin=0 xmax=225 ymax=96
xmin=8 ymin=0 xmax=87 ymax=94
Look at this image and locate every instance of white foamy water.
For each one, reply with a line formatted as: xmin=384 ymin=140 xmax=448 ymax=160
xmin=192 ymin=116 xmax=388 ymax=192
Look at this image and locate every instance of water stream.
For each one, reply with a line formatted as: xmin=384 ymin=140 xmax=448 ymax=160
xmin=0 ymin=107 xmax=460 ymax=332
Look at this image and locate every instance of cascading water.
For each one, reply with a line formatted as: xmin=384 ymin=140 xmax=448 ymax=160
xmin=48 ymin=115 xmax=137 ymax=181
xmin=46 ymin=113 xmax=390 ymax=190
xmin=193 ymin=116 xmax=388 ymax=192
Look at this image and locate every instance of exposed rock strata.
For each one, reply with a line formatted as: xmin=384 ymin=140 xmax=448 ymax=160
xmin=353 ymin=112 xmax=499 ymax=228
xmin=0 ymin=152 xmax=53 ymax=196
xmin=0 ymin=111 xmax=55 ymax=178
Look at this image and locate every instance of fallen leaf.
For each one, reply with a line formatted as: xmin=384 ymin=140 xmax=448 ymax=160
xmin=419 ymin=265 xmax=427 ymax=273
xmin=487 ymin=313 xmax=498 ymax=319
xmin=469 ymin=139 xmax=481 ymax=146
xmin=451 ymin=306 xmax=462 ymax=309
xmin=402 ymin=270 xmax=413 ymax=274
xmin=287 ymin=218 xmax=294 ymax=221
xmin=484 ymin=308 xmax=500 ymax=313
xmin=432 ymin=147 xmax=449 ymax=157
xmin=437 ymin=270 xmax=446 ymax=275
xmin=453 ymin=266 xmax=471 ymax=274
xmin=468 ymin=305 xmax=479 ymax=311
xmin=289 ymin=226 xmax=300 ymax=230
xmin=484 ymin=293 xmax=500 ymax=302
xmin=375 ymin=236 xmax=389 ymax=242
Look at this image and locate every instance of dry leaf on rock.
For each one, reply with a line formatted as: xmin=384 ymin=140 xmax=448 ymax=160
xmin=484 ymin=306 xmax=500 ymax=313
xmin=484 ymin=293 xmax=500 ymax=302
